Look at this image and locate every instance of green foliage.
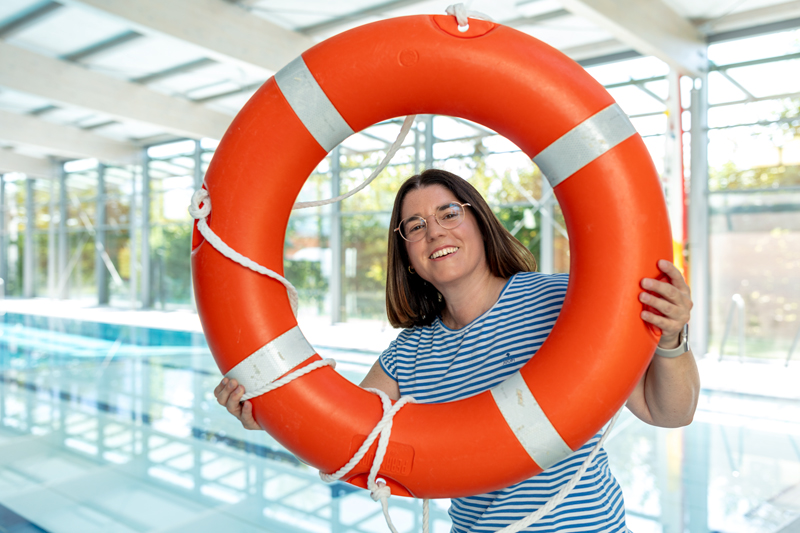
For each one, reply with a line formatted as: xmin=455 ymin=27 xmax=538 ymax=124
xmin=283 ymin=259 xmax=328 ymax=307
xmin=710 ymin=97 xmax=800 ymax=191
xmin=151 ymin=223 xmax=192 ymax=305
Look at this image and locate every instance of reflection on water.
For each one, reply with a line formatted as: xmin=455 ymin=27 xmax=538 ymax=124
xmin=1 ymin=312 xmax=799 ymax=532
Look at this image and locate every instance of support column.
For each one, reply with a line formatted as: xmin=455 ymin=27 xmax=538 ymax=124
xmin=689 ymin=75 xmax=710 ymax=357
xmin=193 ymin=140 xmax=204 ymax=189
xmin=330 ymin=146 xmax=342 ymax=324
xmin=23 ymin=177 xmax=35 ymax=298
xmin=129 ymin=165 xmax=139 ymax=308
xmin=96 ymin=164 xmax=109 ymax=305
xmin=141 ymin=152 xmax=152 ymax=308
xmin=47 ymin=163 xmax=58 ymax=298
xmin=191 ymin=141 xmax=204 ymax=308
xmin=413 ymin=120 xmax=421 ymax=175
xmin=58 ymin=166 xmax=68 ymax=298
xmin=665 ymin=70 xmax=687 ymax=274
xmin=539 ymin=175 xmax=554 ymax=274
xmin=0 ymin=175 xmax=6 ymax=288
xmin=423 ymin=115 xmax=434 ymax=170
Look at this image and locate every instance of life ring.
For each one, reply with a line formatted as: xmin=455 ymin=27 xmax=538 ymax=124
xmin=192 ymin=14 xmax=670 ymax=499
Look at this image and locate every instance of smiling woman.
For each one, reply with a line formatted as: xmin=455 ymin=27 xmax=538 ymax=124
xmin=386 ymin=169 xmax=537 ymax=329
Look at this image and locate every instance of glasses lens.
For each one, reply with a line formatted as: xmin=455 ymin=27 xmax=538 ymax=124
xmin=401 ymin=217 xmax=427 ymax=242
xmin=437 ymin=203 xmax=464 ymax=228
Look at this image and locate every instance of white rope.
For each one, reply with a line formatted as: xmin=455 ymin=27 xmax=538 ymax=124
xmin=239 ymin=358 xmax=336 ymax=402
xmin=318 ymin=388 xmax=421 ymax=533
xmin=495 ymin=408 xmax=624 ymax=533
xmin=189 ymin=188 xmax=300 ymax=316
xmin=293 ymin=115 xmax=416 ymax=209
xmin=445 ymin=3 xmax=495 ymax=32
xmin=189 ymin=115 xmax=415 ymax=318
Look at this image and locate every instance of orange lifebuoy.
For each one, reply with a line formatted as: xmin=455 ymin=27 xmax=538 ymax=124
xmin=192 ymin=15 xmax=671 ymax=499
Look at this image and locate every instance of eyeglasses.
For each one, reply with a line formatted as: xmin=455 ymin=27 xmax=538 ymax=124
xmin=394 ymin=202 xmax=471 ymax=242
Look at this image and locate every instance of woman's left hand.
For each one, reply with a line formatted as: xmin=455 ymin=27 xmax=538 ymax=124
xmin=639 ymin=259 xmax=692 ymax=349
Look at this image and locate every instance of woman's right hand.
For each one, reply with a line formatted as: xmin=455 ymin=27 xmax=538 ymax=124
xmin=214 ymin=377 xmax=261 ymax=430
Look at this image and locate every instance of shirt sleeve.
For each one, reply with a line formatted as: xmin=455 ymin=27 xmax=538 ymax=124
xmin=378 ymin=339 xmax=398 ymax=380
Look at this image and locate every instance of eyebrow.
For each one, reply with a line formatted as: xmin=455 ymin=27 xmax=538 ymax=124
xmin=404 ymin=202 xmax=458 ymax=219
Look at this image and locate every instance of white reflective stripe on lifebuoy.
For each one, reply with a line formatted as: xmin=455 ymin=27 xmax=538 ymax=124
xmin=533 ymin=103 xmax=637 ymax=189
xmin=275 ymin=56 xmax=355 ymax=153
xmin=490 ymin=372 xmax=573 ymax=470
xmin=224 ymin=326 xmax=316 ymax=395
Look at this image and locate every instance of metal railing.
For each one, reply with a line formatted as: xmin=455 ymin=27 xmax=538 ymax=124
xmin=719 ymin=293 xmax=745 ymax=361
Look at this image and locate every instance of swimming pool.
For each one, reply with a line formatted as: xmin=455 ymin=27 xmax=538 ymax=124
xmin=1 ymin=311 xmax=798 ymax=532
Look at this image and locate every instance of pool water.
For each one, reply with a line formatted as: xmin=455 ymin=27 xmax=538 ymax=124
xmin=0 ymin=312 xmax=798 ymax=533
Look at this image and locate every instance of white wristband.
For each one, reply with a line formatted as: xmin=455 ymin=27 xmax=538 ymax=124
xmin=655 ymin=325 xmax=689 ymax=358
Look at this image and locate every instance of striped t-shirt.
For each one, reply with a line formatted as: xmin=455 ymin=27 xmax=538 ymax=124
xmin=379 ymin=272 xmax=628 ymax=533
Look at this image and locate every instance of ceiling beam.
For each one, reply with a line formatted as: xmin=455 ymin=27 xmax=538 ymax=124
xmin=66 ymin=0 xmax=313 ymax=72
xmin=0 ymin=42 xmax=233 ymax=140
xmin=296 ymin=0 xmax=430 ymax=35
xmin=558 ymin=0 xmax=707 ymax=77
xmin=0 ymin=150 xmax=56 ymax=179
xmin=698 ymin=2 xmax=800 ymax=36
xmin=0 ymin=1 xmax=63 ymax=39
xmin=0 ymin=110 xmax=139 ymax=163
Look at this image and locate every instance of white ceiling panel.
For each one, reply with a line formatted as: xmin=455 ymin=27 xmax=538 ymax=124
xmin=0 ymin=87 xmax=51 ymax=113
xmin=39 ymin=106 xmax=97 ymax=126
xmin=709 ymin=28 xmax=800 ymax=64
xmin=147 ymin=62 xmax=270 ymax=99
xmin=664 ymin=0 xmax=797 ymax=20
xmin=585 ymin=56 xmax=670 ymax=85
xmin=80 ymin=34 xmax=209 ymax=81
xmin=250 ymin=0 xmax=360 ymax=30
xmin=0 ymin=0 xmax=799 ymax=172
xmin=6 ymin=4 xmax=130 ymax=58
xmin=0 ymin=0 xmax=43 ymax=21
xmin=518 ymin=14 xmax=612 ymax=49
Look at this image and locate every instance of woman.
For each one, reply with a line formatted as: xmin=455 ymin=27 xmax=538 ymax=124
xmin=215 ymin=169 xmax=700 ymax=532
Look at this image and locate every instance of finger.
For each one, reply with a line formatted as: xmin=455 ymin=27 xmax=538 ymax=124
xmin=213 ymin=378 xmax=229 ymax=398
xmin=240 ymin=401 xmax=260 ymax=430
xmin=641 ymin=310 xmax=683 ymax=336
xmin=226 ymin=384 xmax=246 ymax=416
xmin=657 ymin=259 xmax=690 ymax=291
xmin=218 ymin=378 xmax=239 ymax=408
xmin=639 ymin=292 xmax=686 ymax=321
xmin=642 ymin=278 xmax=686 ymax=304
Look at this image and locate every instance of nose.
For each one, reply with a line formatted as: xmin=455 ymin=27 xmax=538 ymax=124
xmin=425 ymin=215 xmax=447 ymax=240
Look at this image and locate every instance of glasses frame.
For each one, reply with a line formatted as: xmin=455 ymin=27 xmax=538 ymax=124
xmin=394 ymin=202 xmax=472 ymax=242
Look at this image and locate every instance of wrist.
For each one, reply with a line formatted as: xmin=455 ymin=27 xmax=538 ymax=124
xmin=658 ymin=334 xmax=680 ymax=350
xmin=655 ymin=324 xmax=689 ymax=358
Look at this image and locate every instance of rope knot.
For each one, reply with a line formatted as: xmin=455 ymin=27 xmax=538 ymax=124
xmin=189 ymin=188 xmax=211 ymax=220
xmin=370 ymin=481 xmax=392 ymax=502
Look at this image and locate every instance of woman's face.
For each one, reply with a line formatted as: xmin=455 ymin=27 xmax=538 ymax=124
xmin=400 ymin=184 xmax=488 ymax=291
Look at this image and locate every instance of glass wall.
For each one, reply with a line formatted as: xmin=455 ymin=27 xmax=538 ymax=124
xmin=706 ymin=28 xmax=800 ymax=362
xmin=2 ymin=27 xmax=799 ymax=364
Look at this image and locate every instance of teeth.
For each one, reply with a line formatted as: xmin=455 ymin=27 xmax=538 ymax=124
xmin=430 ymin=247 xmax=459 ymax=259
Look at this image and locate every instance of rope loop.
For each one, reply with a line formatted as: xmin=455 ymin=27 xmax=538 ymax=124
xmin=189 ymin=188 xmax=211 ymax=219
xmin=445 ymin=3 xmax=495 ymax=32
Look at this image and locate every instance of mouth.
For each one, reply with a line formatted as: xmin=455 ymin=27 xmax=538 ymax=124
xmin=430 ymin=247 xmax=459 ymax=260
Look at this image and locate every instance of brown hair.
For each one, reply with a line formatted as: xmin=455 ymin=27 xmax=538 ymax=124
xmin=386 ymin=169 xmax=537 ymax=328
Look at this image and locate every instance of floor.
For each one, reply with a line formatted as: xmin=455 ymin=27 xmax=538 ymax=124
xmin=0 ymin=299 xmax=799 ymax=533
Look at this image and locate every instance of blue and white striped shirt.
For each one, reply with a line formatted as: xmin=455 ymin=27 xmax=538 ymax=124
xmin=380 ymin=272 xmax=627 ymax=533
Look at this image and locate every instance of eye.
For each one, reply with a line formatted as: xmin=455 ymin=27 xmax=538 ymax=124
xmin=404 ymin=218 xmax=425 ymax=234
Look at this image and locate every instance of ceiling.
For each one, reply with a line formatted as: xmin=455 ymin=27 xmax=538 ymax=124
xmin=1 ymin=0 xmax=800 ymax=178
